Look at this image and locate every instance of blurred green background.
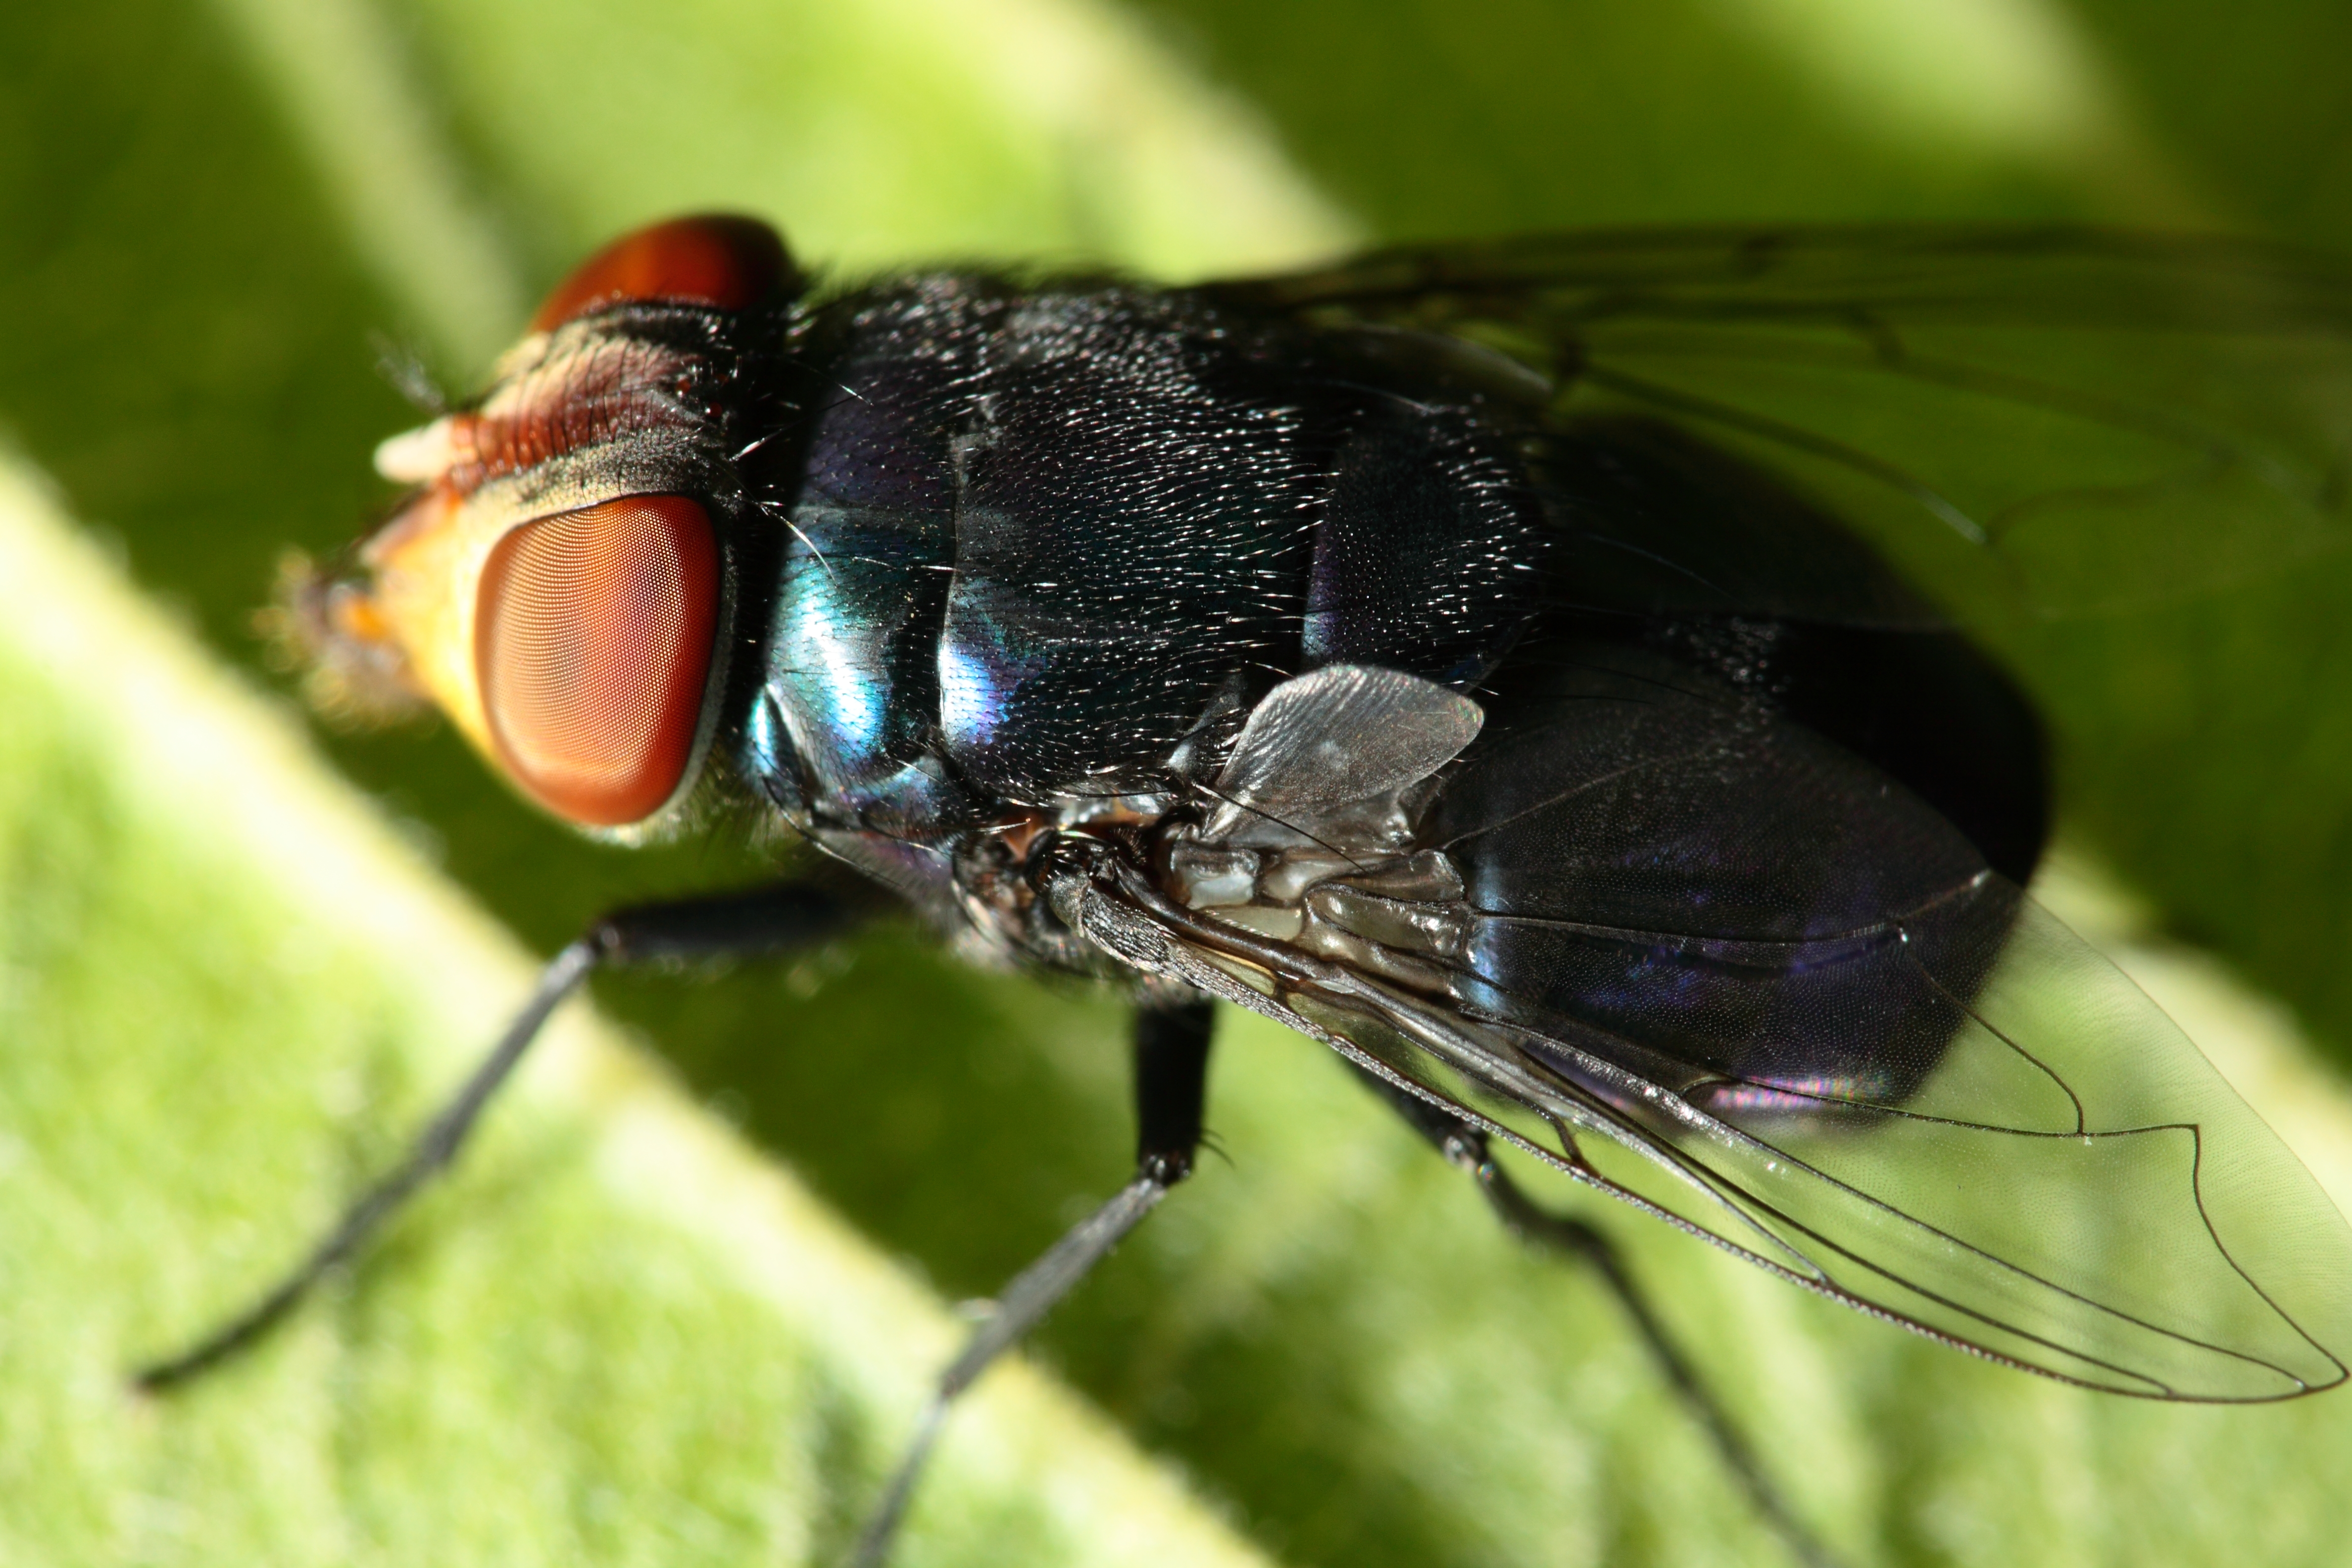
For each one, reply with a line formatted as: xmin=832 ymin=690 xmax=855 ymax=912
xmin=7 ymin=0 xmax=2352 ymax=1563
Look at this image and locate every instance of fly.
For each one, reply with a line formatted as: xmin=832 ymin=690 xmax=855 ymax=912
xmin=137 ymin=214 xmax=2352 ymax=1568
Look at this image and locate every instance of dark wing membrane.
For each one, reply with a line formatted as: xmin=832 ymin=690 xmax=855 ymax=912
xmin=1130 ymin=661 xmax=2352 ymax=1399
xmin=1200 ymin=227 xmax=2352 ymax=625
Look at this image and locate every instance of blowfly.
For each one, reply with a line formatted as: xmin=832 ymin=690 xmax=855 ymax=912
xmin=140 ymin=215 xmax=2352 ymax=1567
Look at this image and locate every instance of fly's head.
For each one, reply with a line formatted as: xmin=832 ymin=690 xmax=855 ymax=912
xmin=280 ymin=215 xmax=805 ymax=841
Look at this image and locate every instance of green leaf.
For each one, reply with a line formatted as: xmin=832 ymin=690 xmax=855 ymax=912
xmin=6 ymin=0 xmax=2352 ymax=1565
xmin=0 ymin=460 xmax=1279 ymax=1565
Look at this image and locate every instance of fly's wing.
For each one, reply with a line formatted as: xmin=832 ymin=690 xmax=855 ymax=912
xmin=1199 ymin=227 xmax=2352 ymax=625
xmin=1084 ymin=658 xmax=2352 ymax=1400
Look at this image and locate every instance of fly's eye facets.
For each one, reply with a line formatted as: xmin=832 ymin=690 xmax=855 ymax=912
xmin=530 ymin=214 xmax=792 ymax=331
xmin=476 ymin=495 xmax=719 ymax=826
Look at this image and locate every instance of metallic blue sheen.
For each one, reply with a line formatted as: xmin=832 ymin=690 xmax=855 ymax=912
xmin=740 ymin=689 xmax=801 ymax=811
xmin=761 ymin=501 xmax=948 ymax=805
xmin=937 ymin=579 xmax=1049 ymax=754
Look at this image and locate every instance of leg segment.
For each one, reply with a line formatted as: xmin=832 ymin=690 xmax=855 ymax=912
xmin=134 ymin=882 xmax=860 ymax=1392
xmin=851 ymin=997 xmax=1217 ymax=1568
xmin=1348 ymin=1066 xmax=1845 ymax=1568
xmin=1132 ymin=995 xmax=1215 ymax=1181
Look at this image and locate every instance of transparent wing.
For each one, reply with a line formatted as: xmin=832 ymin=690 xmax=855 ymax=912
xmin=1201 ymin=226 xmax=2352 ymax=624
xmin=1422 ymin=882 xmax=2352 ymax=1399
xmin=1099 ymin=660 xmax=2352 ymax=1399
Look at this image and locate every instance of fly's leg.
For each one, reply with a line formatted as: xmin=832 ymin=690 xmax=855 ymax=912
xmin=1475 ymin=1159 xmax=1848 ymax=1568
xmin=1349 ymin=1066 xmax=1846 ymax=1568
xmin=1129 ymin=994 xmax=1215 ymax=1185
xmin=132 ymin=882 xmax=861 ymax=1392
xmin=851 ymin=997 xmax=1215 ymax=1568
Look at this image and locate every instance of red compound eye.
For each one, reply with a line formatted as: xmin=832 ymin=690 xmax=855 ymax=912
xmin=476 ymin=495 xmax=720 ymax=827
xmin=531 ymin=214 xmax=791 ymax=332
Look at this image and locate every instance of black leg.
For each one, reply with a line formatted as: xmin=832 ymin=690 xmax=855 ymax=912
xmin=1347 ymin=1065 xmax=1846 ymax=1568
xmin=1132 ymin=995 xmax=1215 ymax=1182
xmin=851 ymin=997 xmax=1216 ymax=1568
xmin=133 ymin=882 xmax=860 ymax=1393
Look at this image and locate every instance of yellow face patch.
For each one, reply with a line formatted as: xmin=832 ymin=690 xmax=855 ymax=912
xmin=353 ymin=470 xmax=503 ymax=760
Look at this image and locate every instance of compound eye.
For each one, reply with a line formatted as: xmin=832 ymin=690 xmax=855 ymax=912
xmin=531 ymin=214 xmax=792 ymax=332
xmin=476 ymin=495 xmax=720 ymax=827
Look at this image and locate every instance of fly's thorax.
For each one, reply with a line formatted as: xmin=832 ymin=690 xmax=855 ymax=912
xmin=737 ymin=280 xmax=1556 ymax=850
xmin=1159 ymin=828 xmax=1472 ymax=1000
xmin=927 ymin=789 xmax=1189 ymax=973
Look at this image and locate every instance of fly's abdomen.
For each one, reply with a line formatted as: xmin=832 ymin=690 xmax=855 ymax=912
xmin=1428 ymin=645 xmax=1998 ymax=1110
